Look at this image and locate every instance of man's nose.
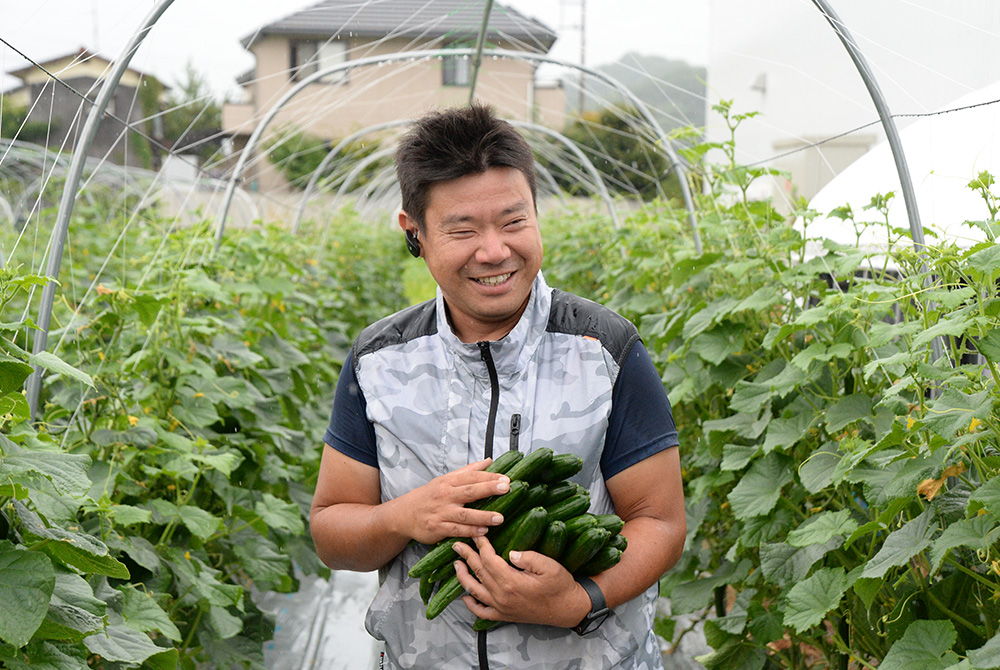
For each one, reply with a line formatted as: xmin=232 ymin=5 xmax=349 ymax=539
xmin=475 ymin=229 xmax=511 ymax=264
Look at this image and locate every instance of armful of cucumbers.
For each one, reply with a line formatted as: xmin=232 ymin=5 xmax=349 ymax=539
xmin=407 ymin=448 xmax=628 ymax=624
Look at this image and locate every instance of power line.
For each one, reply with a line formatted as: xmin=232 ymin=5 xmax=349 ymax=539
xmin=747 ymin=95 xmax=1000 ymax=167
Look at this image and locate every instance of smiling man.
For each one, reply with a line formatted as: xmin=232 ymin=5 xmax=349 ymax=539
xmin=310 ymin=104 xmax=685 ymax=669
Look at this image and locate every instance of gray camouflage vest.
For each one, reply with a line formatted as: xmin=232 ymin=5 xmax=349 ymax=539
xmin=352 ymin=273 xmax=664 ymax=670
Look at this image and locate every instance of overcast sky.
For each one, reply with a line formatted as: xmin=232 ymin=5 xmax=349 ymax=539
xmin=1 ymin=0 xmax=708 ymax=95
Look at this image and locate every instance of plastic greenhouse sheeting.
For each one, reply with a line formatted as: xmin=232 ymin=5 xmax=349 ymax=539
xmin=254 ymin=568 xmax=381 ymax=669
xmin=802 ymin=79 xmax=1000 ymax=254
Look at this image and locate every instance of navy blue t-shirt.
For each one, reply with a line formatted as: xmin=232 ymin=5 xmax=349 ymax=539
xmin=324 ymin=339 xmax=678 ymax=480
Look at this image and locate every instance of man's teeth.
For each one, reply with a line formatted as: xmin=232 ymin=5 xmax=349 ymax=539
xmin=475 ymin=273 xmax=511 ymax=286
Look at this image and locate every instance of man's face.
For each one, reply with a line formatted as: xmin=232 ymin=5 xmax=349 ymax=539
xmin=402 ymin=167 xmax=543 ymax=343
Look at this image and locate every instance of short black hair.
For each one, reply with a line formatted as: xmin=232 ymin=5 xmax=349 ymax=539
xmin=395 ymin=103 xmax=536 ymax=228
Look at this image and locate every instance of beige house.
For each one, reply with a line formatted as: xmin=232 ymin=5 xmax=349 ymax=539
xmin=5 ymin=49 xmax=161 ymax=168
xmin=222 ymin=0 xmax=566 ymax=191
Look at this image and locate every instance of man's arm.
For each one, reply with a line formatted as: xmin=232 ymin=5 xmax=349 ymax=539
xmin=453 ymin=446 xmax=685 ymax=627
xmin=310 ymin=447 xmax=512 ymax=572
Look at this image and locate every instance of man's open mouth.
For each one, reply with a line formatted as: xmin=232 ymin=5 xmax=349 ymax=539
xmin=474 ymin=272 xmax=512 ymax=286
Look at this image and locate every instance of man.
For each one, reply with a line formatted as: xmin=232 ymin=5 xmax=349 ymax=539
xmin=310 ymin=104 xmax=685 ymax=669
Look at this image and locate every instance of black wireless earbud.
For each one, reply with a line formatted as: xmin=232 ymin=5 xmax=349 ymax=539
xmin=404 ymin=229 xmax=421 ymax=258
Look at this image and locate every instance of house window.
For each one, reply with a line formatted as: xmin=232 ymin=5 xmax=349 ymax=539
xmin=442 ymin=52 xmax=471 ymax=87
xmin=291 ymin=40 xmax=348 ymax=84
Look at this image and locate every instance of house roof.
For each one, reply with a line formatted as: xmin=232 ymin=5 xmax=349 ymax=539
xmin=6 ymin=48 xmax=152 ymax=82
xmin=241 ymin=0 xmax=557 ymax=52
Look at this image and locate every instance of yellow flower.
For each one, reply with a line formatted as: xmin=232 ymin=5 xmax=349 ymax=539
xmin=127 ymin=415 xmax=139 ymax=426
xmin=193 ymin=392 xmax=204 ymax=399
xmin=906 ymin=416 xmax=915 ymax=430
xmin=969 ymin=417 xmax=981 ymax=433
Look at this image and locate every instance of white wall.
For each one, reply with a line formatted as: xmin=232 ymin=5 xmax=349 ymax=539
xmin=706 ymin=0 xmax=1000 ymax=206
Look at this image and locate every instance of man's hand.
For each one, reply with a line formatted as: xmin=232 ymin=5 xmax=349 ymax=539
xmin=393 ymin=459 xmax=511 ymax=545
xmin=452 ymin=535 xmax=591 ymax=628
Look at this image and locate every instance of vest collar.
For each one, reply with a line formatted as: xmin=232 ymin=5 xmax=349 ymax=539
xmin=436 ymin=272 xmax=551 ymax=377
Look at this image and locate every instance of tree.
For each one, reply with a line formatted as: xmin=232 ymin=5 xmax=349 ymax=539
xmin=160 ymin=62 xmax=223 ymax=164
xmin=547 ymin=105 xmax=684 ymax=202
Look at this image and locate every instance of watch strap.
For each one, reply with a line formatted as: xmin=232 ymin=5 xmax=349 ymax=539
xmin=573 ymin=577 xmax=610 ymax=635
xmin=577 ymin=577 xmax=606 ymax=612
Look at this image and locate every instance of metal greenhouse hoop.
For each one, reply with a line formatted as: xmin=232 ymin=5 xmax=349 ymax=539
xmin=215 ymin=48 xmax=700 ymax=251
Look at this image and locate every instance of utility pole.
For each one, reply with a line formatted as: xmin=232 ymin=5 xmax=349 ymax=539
xmin=560 ymin=0 xmax=586 ymax=115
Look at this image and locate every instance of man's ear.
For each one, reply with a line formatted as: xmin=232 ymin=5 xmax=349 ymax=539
xmin=398 ymin=211 xmax=421 ymax=258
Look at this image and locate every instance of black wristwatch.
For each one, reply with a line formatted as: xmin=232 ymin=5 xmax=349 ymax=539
xmin=572 ymin=577 xmax=611 ymax=635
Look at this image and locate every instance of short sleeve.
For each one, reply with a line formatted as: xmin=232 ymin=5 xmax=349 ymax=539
xmin=601 ymin=339 xmax=679 ymax=479
xmin=323 ymin=352 xmax=378 ymax=468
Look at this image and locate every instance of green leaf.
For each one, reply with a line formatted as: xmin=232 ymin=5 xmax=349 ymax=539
xmin=14 ymin=503 xmax=129 ymax=579
xmin=683 ymin=298 xmax=740 ymax=339
xmin=782 ymin=567 xmax=850 ymax=633
xmin=930 ymin=514 xmax=1000 ymax=571
xmin=721 ymin=444 xmax=758 ymax=471
xmin=147 ymin=499 xmax=221 ymax=541
xmin=693 ymin=325 xmax=745 ymax=366
xmin=762 ymin=408 xmax=816 ymax=454
xmin=83 ymin=624 xmax=167 ymax=665
xmin=880 ymin=619 xmax=959 ymax=670
xmin=26 ymin=351 xmax=94 ymax=389
xmin=232 ymin=540 xmax=292 ymax=592
xmin=853 ymin=577 xmax=883 ymax=611
xmin=862 ymin=508 xmax=936 ymax=579
xmin=912 ymin=314 xmax=976 ymax=348
xmin=254 ymin=493 xmax=305 ymax=534
xmin=965 ymin=243 xmax=1000 ymax=276
xmin=920 ymin=389 xmax=991 ymax=440
xmin=759 ymin=540 xmax=838 ymax=587
xmin=0 ymin=355 xmax=33 ymax=395
xmin=969 ymin=478 xmax=1000 ymax=518
xmin=798 ymin=442 xmax=840 ymax=493
xmin=34 ymin=572 xmax=106 ymax=641
xmin=968 ymin=629 xmax=1000 ymax=670
xmin=735 ymin=285 xmax=781 ymax=313
xmin=0 ymin=542 xmax=56 ymax=647
xmin=0 ymin=640 xmax=84 ymax=670
xmin=172 ymin=396 xmax=221 ymax=429
xmin=0 ymin=444 xmax=91 ymax=497
xmin=207 ymin=606 xmax=242 ymax=640
xmin=727 ymin=453 xmax=794 ymax=520
xmin=825 ymin=393 xmax=873 ymax=432
xmin=695 ymin=638 xmax=766 ymax=670
xmin=121 ymin=586 xmax=181 ymax=642
xmin=973 ymin=329 xmax=1000 ymax=363
xmin=787 ymin=510 xmax=858 ymax=547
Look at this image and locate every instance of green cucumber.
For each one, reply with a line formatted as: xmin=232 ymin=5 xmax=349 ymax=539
xmin=563 ymin=513 xmax=598 ymax=538
xmin=547 ymin=492 xmax=591 ymax=522
xmin=493 ymin=506 xmax=548 ymax=561
xmin=576 ymin=546 xmax=623 ymax=577
xmin=540 ymin=481 xmax=577 ymax=506
xmin=426 ymin=573 xmax=465 ymax=619
xmin=429 ymin=560 xmax=456 ymax=584
xmin=607 ymin=533 xmax=628 ymax=552
xmin=473 ymin=617 xmax=503 ymax=632
xmin=539 ymin=520 xmax=567 ymax=559
xmin=541 ymin=453 xmax=584 ymax=482
xmin=504 ymin=447 xmax=554 ymax=484
xmin=419 ymin=573 xmax=436 ymax=605
xmin=511 ymin=483 xmax=548 ymax=517
xmin=561 ymin=527 xmax=611 ymax=574
xmin=592 ymin=514 xmax=625 ymax=536
xmin=411 ymin=482 xmax=528 ymax=579
xmin=485 ymin=449 xmax=523 ymax=474
xmin=469 ymin=479 xmax=528 ymax=513
xmin=408 ymin=538 xmax=467 ymax=579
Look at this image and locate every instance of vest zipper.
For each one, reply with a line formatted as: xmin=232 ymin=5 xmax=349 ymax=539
xmin=509 ymin=413 xmax=521 ymax=452
xmin=477 ymin=341 xmax=500 ymax=670
xmin=478 ymin=342 xmax=500 ymax=460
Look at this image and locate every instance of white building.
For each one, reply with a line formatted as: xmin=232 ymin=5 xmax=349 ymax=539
xmin=706 ymin=0 xmax=1000 ymax=208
